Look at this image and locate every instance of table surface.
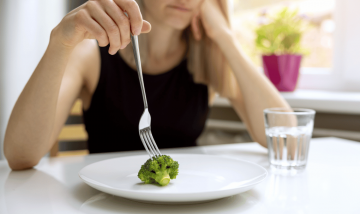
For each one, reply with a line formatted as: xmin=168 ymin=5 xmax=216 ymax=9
xmin=1 ymin=137 xmax=360 ymax=214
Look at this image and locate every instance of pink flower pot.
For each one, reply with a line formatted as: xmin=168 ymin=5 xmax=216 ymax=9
xmin=262 ymin=54 xmax=302 ymax=92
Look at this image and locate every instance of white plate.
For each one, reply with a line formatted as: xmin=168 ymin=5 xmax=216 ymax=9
xmin=79 ymin=154 xmax=267 ymax=204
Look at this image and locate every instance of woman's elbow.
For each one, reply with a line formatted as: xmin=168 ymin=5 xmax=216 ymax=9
xmin=257 ymin=139 xmax=268 ymax=148
xmin=252 ymin=133 xmax=268 ymax=148
xmin=4 ymin=143 xmax=39 ymax=170
xmin=7 ymin=158 xmax=38 ymax=170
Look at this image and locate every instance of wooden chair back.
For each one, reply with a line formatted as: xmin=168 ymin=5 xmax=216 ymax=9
xmin=50 ymin=99 xmax=88 ymax=157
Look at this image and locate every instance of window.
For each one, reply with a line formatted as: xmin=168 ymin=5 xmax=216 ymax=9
xmin=231 ymin=0 xmax=360 ymax=91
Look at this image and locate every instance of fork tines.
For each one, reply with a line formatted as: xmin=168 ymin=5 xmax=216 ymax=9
xmin=140 ymin=128 xmax=162 ymax=159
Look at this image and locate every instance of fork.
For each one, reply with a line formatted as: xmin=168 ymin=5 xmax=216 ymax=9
xmin=130 ymin=34 xmax=162 ymax=159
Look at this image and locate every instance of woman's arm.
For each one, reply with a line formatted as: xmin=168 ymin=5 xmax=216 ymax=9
xmin=199 ymin=0 xmax=290 ymax=147
xmin=221 ymin=36 xmax=289 ymax=147
xmin=4 ymin=39 xmax=82 ymax=170
xmin=4 ymin=0 xmax=149 ymax=170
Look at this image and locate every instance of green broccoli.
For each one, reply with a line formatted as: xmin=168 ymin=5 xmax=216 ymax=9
xmin=138 ymin=155 xmax=179 ymax=186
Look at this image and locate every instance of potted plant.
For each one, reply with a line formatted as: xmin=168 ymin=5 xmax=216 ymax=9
xmin=255 ymin=8 xmax=307 ymax=92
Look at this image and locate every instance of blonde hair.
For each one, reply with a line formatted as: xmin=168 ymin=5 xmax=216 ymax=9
xmin=122 ymin=0 xmax=238 ymax=99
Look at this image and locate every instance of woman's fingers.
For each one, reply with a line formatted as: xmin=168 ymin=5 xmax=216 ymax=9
xmin=141 ymin=20 xmax=151 ymax=33
xmin=114 ymin=0 xmax=143 ymax=35
xmin=73 ymin=0 xmax=150 ymax=54
xmin=87 ymin=1 xmax=121 ymax=54
xmin=103 ymin=0 xmax=131 ymax=49
xmin=191 ymin=13 xmax=202 ymax=41
xmin=74 ymin=9 xmax=109 ymax=47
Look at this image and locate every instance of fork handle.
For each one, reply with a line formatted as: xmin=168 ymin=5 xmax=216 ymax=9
xmin=131 ymin=35 xmax=148 ymax=109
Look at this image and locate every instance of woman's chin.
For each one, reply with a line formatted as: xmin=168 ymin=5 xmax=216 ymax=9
xmin=165 ymin=20 xmax=190 ymax=30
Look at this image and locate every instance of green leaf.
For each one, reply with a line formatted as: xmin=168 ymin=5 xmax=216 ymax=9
xmin=254 ymin=7 xmax=308 ymax=54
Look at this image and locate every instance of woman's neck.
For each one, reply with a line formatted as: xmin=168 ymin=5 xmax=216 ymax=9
xmin=145 ymin=13 xmax=185 ymax=60
xmin=137 ymin=11 xmax=187 ymax=75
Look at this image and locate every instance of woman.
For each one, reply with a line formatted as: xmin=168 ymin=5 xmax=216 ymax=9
xmin=4 ymin=0 xmax=289 ymax=170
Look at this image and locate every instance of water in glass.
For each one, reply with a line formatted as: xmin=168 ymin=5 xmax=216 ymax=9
xmin=266 ymin=126 xmax=312 ymax=170
xmin=264 ymin=108 xmax=315 ymax=173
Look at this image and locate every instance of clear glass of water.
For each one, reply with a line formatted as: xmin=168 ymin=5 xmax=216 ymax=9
xmin=264 ymin=108 xmax=315 ymax=173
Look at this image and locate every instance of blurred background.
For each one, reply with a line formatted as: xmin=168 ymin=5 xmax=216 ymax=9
xmin=0 ymin=0 xmax=359 ymax=159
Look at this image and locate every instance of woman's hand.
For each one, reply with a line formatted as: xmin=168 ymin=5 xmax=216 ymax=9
xmin=191 ymin=0 xmax=231 ymax=43
xmin=52 ymin=0 xmax=151 ymax=55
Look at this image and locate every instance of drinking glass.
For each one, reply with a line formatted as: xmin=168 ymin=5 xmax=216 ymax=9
xmin=264 ymin=108 xmax=315 ymax=173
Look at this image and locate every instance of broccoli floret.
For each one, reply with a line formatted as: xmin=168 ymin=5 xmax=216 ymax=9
xmin=138 ymin=155 xmax=179 ymax=186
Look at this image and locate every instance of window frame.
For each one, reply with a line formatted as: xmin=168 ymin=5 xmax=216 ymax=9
xmin=231 ymin=0 xmax=360 ymax=92
xmin=298 ymin=0 xmax=360 ymax=91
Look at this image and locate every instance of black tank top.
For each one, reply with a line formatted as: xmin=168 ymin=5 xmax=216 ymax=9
xmin=83 ymin=46 xmax=209 ymax=153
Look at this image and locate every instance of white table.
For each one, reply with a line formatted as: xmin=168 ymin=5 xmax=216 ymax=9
xmin=1 ymin=137 xmax=360 ymax=214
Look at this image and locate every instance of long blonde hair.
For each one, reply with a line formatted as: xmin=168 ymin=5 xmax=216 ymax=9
xmin=122 ymin=0 xmax=238 ymax=99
